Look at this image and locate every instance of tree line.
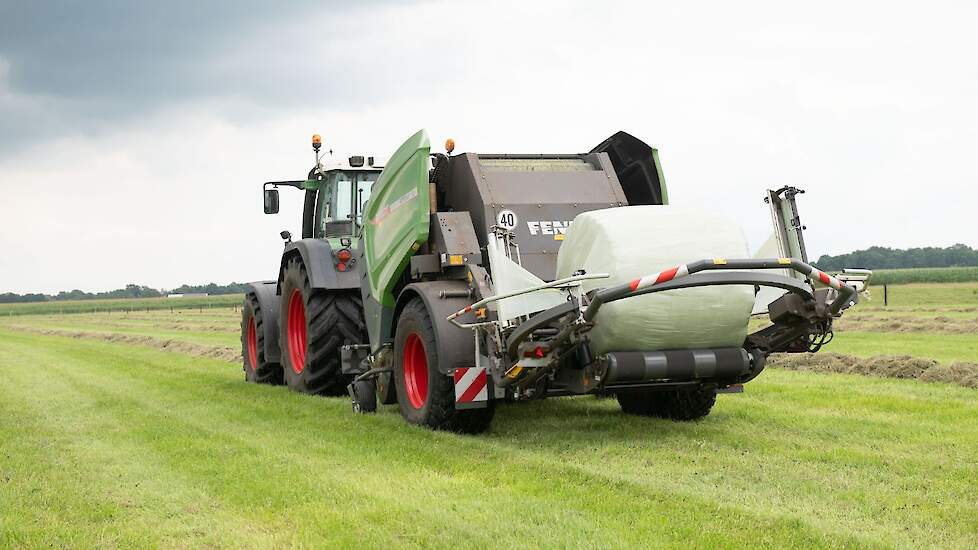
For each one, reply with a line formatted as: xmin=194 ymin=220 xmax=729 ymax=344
xmin=815 ymin=243 xmax=978 ymax=271
xmin=5 ymin=244 xmax=976 ymax=303
xmin=0 ymin=282 xmax=251 ymax=304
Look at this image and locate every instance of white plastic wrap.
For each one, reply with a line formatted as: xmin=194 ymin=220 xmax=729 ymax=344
xmin=751 ymin=232 xmax=790 ymax=315
xmin=487 ymin=236 xmax=565 ymax=322
xmin=555 ymin=206 xmax=755 ymax=355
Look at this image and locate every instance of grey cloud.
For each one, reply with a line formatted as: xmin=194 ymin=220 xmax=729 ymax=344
xmin=1 ymin=2 xmax=329 ymax=100
xmin=0 ymin=1 xmax=401 ymax=151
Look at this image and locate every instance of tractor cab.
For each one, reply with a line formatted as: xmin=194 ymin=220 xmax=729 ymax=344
xmin=313 ymin=168 xmax=379 ymax=239
xmin=261 ymin=135 xmax=382 ymax=245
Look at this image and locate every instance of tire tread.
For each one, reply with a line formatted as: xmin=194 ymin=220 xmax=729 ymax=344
xmin=280 ymin=257 xmax=367 ymax=395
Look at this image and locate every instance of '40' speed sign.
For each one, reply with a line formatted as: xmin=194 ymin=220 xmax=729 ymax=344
xmin=496 ymin=209 xmax=518 ymax=231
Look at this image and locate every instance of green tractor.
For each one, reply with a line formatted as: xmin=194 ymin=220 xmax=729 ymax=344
xmin=242 ymin=134 xmax=379 ymax=394
xmin=243 ymin=130 xmax=863 ymax=434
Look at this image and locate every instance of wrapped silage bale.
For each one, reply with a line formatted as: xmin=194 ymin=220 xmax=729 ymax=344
xmin=555 ymin=205 xmax=755 ymax=355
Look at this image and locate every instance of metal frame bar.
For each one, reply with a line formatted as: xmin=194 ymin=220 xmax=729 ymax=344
xmin=584 ymin=258 xmax=857 ymax=322
xmin=445 ymin=272 xmax=609 ymax=324
xmin=263 ymin=180 xmax=306 ymax=191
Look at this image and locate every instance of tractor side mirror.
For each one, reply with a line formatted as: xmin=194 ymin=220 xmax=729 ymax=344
xmin=263 ymin=189 xmax=280 ymax=214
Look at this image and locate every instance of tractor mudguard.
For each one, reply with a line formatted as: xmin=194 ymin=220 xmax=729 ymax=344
xmin=396 ymin=281 xmax=477 ymax=376
xmin=277 ymin=239 xmax=360 ymax=292
xmin=246 ymin=281 xmax=281 ymax=364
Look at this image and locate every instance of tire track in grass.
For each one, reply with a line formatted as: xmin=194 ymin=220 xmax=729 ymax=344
xmin=1 ymin=332 xmax=493 ymax=547
xmin=0 ymin=330 xmax=867 ymax=548
xmin=9 ymin=334 xmax=633 ymax=547
xmin=47 ymin=338 xmax=832 ymax=548
xmin=768 ymin=353 xmax=978 ymax=388
xmin=0 ymin=332 xmax=275 ymax=548
xmin=3 ymin=325 xmax=241 ymax=361
xmin=488 ymin=377 xmax=978 ymax=548
xmin=836 ymin=314 xmax=978 ymax=335
xmin=7 ymin=330 xmax=976 ymax=548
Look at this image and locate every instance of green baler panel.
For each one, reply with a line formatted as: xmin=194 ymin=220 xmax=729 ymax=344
xmin=363 ymin=129 xmax=431 ymax=307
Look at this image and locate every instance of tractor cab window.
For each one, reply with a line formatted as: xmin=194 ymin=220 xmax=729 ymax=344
xmin=315 ymin=171 xmax=378 ymax=239
xmin=355 ymin=172 xmax=377 ymax=224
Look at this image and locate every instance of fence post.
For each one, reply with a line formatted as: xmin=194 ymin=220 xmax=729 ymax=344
xmin=883 ymin=284 xmax=888 ymax=307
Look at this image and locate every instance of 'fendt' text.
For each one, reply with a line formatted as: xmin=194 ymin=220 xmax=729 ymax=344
xmin=526 ymin=221 xmax=573 ymax=236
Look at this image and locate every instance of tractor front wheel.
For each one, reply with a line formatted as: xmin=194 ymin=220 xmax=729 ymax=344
xmin=393 ymin=298 xmax=494 ymax=434
xmin=240 ymin=293 xmax=282 ymax=384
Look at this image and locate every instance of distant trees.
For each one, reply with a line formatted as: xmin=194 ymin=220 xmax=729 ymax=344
xmin=6 ymin=243 xmax=974 ymax=303
xmin=815 ymin=244 xmax=978 ymax=271
xmin=0 ymin=282 xmax=248 ymax=303
xmin=168 ymin=282 xmax=250 ymax=295
xmin=0 ymin=293 xmax=49 ymax=304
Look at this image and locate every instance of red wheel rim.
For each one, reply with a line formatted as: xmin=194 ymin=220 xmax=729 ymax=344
xmin=287 ymin=289 xmax=307 ymax=374
xmin=247 ymin=317 xmax=258 ymax=371
xmin=402 ymin=333 xmax=428 ymax=409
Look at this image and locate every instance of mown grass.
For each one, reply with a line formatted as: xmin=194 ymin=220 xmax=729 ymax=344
xmin=869 ymin=266 xmax=978 ymax=285
xmin=1 ymin=280 xmax=976 ymax=547
xmin=823 ymin=282 xmax=978 ymax=363
xmin=827 ymin=331 xmax=978 ymax=364
xmin=757 ymin=283 xmax=977 ymax=363
xmin=0 ymin=294 xmax=243 ymax=316
xmin=859 ymin=282 xmax=978 ymax=310
xmin=1 ymin=329 xmax=977 ymax=548
xmin=0 ymin=309 xmax=241 ymax=348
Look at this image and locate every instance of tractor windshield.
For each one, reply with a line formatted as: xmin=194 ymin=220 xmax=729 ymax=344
xmin=315 ymin=171 xmax=378 ymax=238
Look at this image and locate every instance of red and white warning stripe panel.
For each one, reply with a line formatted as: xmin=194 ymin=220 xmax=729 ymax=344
xmin=628 ymin=264 xmax=690 ymax=292
xmin=450 ymin=304 xmax=474 ymax=319
xmin=809 ymin=268 xmax=843 ymax=290
xmin=454 ymin=367 xmax=488 ymax=409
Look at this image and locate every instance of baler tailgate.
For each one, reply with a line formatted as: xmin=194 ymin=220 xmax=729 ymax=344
xmin=363 ymin=130 xmax=431 ymax=307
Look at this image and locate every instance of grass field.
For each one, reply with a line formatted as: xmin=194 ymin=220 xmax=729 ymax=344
xmin=1 ymin=285 xmax=976 ymax=547
xmin=0 ymin=294 xmax=243 ymax=316
xmin=867 ymin=266 xmax=978 ymax=285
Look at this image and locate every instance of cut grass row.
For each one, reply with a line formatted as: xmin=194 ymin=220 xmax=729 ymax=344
xmin=828 ymin=331 xmax=978 ymax=364
xmin=1 ymin=329 xmax=977 ymax=548
xmin=858 ymin=282 xmax=978 ymax=310
xmin=4 ymin=284 xmax=975 ymax=365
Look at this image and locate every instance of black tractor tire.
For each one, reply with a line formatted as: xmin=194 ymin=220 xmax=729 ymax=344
xmin=241 ymin=293 xmax=283 ymax=384
xmin=350 ymin=378 xmax=377 ymax=414
xmin=393 ymin=298 xmax=494 ymax=434
xmin=279 ymin=257 xmax=367 ymax=396
xmin=617 ymin=386 xmax=717 ymax=421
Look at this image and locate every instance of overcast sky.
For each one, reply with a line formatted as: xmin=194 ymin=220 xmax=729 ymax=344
xmin=1 ymin=1 xmax=976 ymax=294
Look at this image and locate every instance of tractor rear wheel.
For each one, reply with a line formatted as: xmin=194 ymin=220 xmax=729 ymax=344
xmin=241 ymin=293 xmax=282 ymax=384
xmin=617 ymin=386 xmax=717 ymax=421
xmin=393 ymin=298 xmax=494 ymax=434
xmin=279 ymin=257 xmax=367 ymax=396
